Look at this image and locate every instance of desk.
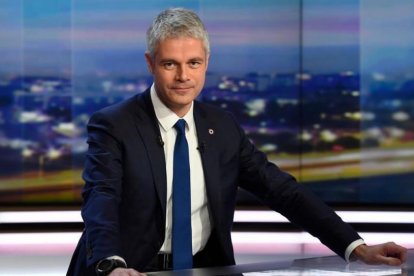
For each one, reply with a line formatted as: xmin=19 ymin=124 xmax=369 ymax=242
xmin=147 ymin=249 xmax=414 ymax=276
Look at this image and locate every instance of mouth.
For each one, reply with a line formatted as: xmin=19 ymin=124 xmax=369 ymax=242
xmin=172 ymin=86 xmax=193 ymax=92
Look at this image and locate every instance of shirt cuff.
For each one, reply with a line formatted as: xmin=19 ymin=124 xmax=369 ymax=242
xmin=345 ymin=239 xmax=365 ymax=262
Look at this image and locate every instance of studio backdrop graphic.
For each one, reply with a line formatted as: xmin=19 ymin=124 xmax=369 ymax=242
xmin=0 ymin=0 xmax=413 ymax=208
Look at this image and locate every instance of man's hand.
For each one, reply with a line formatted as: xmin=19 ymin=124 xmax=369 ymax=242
xmin=352 ymin=242 xmax=407 ymax=266
xmin=109 ymin=267 xmax=147 ymax=276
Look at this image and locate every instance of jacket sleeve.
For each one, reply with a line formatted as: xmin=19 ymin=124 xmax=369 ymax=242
xmin=232 ymin=116 xmax=361 ymax=259
xmin=81 ymin=110 xmax=125 ymax=267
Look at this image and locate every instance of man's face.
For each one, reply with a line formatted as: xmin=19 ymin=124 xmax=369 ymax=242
xmin=145 ymin=37 xmax=209 ymax=117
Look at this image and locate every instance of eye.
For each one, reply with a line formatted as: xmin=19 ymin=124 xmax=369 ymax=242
xmin=163 ymin=62 xmax=175 ymax=70
xmin=189 ymin=61 xmax=201 ymax=69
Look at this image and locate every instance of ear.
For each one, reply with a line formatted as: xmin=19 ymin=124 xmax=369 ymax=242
xmin=144 ymin=51 xmax=154 ymax=74
xmin=205 ymin=52 xmax=210 ymax=71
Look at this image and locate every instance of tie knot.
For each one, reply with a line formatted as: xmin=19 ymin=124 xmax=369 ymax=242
xmin=174 ymin=119 xmax=186 ymax=134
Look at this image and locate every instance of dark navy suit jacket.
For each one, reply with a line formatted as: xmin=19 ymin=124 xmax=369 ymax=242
xmin=67 ymin=89 xmax=361 ymax=275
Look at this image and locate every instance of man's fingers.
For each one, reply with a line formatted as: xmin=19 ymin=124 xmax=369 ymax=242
xmin=381 ymin=256 xmax=403 ymax=266
xmin=110 ymin=268 xmax=147 ymax=276
xmin=384 ymin=242 xmax=408 ymax=263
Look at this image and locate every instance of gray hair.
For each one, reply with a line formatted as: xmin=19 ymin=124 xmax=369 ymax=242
xmin=146 ymin=8 xmax=210 ymax=57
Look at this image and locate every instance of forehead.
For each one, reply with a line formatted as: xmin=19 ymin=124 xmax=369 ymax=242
xmin=154 ymin=37 xmax=206 ymax=60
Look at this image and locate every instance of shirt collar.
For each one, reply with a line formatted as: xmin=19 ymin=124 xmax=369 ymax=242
xmin=150 ymin=84 xmax=194 ymax=132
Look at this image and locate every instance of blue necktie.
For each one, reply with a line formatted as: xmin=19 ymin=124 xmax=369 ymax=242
xmin=172 ymin=119 xmax=193 ymax=270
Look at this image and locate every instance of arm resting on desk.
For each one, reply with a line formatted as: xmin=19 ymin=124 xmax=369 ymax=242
xmin=351 ymin=242 xmax=407 ymax=266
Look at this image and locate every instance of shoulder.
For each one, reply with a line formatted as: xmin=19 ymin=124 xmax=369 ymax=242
xmin=92 ymin=95 xmax=138 ymax=120
xmin=194 ymin=101 xmax=239 ymax=125
xmin=89 ymin=90 xmax=152 ymax=123
xmin=86 ymin=92 xmax=152 ymax=137
xmin=194 ymin=100 xmax=245 ymax=141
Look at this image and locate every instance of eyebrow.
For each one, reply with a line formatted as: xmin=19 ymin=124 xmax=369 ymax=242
xmin=159 ymin=57 xmax=205 ymax=63
xmin=189 ymin=57 xmax=204 ymax=62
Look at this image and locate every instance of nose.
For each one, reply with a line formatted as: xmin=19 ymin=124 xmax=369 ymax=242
xmin=176 ymin=65 xmax=189 ymax=82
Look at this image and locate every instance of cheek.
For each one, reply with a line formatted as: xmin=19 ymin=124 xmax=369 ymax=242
xmin=154 ymin=71 xmax=173 ymax=84
xmin=196 ymin=74 xmax=206 ymax=86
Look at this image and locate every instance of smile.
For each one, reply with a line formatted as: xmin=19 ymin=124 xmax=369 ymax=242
xmin=172 ymin=87 xmax=192 ymax=91
xmin=173 ymin=86 xmax=192 ymax=89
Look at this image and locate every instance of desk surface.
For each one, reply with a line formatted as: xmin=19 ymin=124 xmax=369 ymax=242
xmin=147 ymin=249 xmax=414 ymax=276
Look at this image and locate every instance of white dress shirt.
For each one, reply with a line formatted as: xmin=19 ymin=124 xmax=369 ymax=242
xmin=106 ymin=85 xmax=364 ymax=266
xmin=150 ymin=85 xmax=211 ymax=255
xmin=150 ymin=84 xmax=364 ymax=260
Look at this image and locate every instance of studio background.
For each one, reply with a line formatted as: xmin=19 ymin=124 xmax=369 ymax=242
xmin=0 ymin=0 xmax=413 ymax=209
xmin=1 ymin=1 xmax=414 ymax=275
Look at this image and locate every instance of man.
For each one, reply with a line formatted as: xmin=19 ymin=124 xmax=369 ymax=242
xmin=67 ymin=8 xmax=407 ymax=276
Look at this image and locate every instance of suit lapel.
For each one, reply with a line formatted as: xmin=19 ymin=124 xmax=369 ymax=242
xmin=193 ymin=102 xmax=222 ymax=226
xmin=131 ymin=95 xmax=223 ymax=226
xmin=133 ymin=90 xmax=167 ymax=219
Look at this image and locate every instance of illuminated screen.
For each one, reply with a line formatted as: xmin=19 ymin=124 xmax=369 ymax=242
xmin=0 ymin=0 xmax=413 ymax=207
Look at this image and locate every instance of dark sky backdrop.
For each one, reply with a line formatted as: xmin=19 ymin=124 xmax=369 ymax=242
xmin=0 ymin=1 xmax=413 ymax=76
